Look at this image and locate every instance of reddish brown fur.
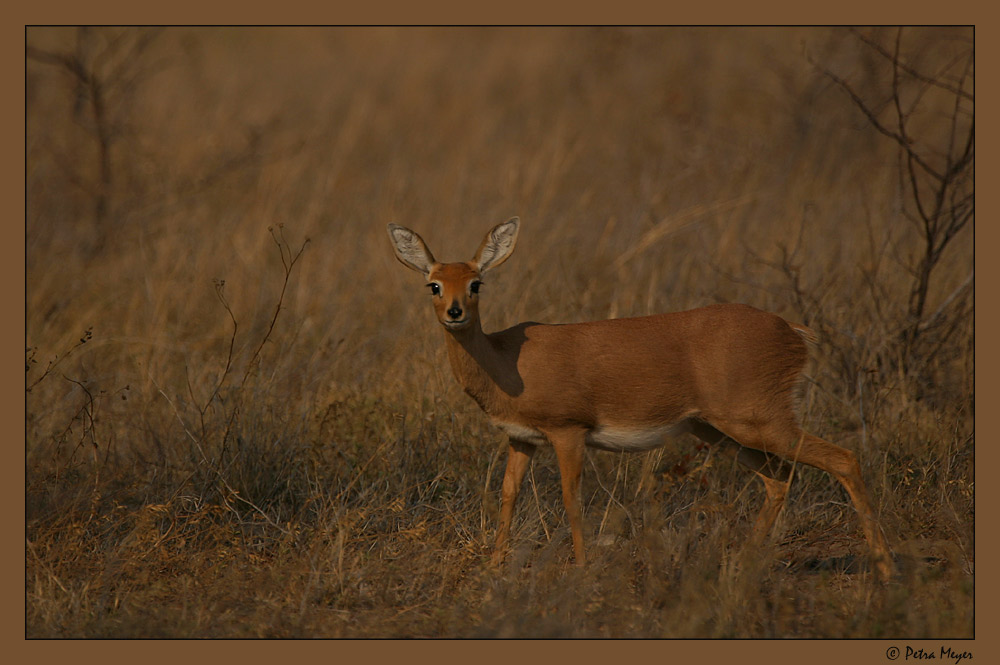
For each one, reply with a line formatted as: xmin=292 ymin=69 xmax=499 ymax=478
xmin=443 ymin=305 xmax=806 ymax=434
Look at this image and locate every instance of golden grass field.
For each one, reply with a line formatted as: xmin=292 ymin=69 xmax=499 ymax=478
xmin=26 ymin=27 xmax=973 ymax=638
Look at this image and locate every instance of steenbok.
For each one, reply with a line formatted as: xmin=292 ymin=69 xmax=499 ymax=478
xmin=387 ymin=217 xmax=893 ymax=580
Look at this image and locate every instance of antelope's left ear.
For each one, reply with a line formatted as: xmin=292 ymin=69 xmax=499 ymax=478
xmin=473 ymin=217 xmax=519 ymax=274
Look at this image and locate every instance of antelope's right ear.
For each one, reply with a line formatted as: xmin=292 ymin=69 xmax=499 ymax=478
xmin=387 ymin=223 xmax=436 ymax=276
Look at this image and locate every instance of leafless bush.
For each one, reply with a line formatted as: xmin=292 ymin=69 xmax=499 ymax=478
xmin=813 ymin=28 xmax=973 ymax=383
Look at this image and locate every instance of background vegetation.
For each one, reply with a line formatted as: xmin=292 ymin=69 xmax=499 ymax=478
xmin=26 ymin=26 xmax=973 ymax=638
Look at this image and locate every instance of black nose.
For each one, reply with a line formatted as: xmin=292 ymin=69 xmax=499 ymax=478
xmin=447 ymin=304 xmax=463 ymax=319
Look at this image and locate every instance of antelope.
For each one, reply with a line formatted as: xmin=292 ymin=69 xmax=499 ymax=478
xmin=387 ymin=217 xmax=894 ymax=580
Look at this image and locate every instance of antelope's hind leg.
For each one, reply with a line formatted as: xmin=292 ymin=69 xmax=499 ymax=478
xmin=785 ymin=431 xmax=894 ymax=580
xmin=687 ymin=419 xmax=794 ymax=545
xmin=705 ymin=419 xmax=894 ymax=581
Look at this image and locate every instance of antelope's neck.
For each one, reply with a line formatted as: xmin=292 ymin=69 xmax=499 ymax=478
xmin=442 ymin=322 xmax=509 ymax=415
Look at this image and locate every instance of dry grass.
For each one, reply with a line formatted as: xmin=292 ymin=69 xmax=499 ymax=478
xmin=26 ymin=26 xmax=973 ymax=638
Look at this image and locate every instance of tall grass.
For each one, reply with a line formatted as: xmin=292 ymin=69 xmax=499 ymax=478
xmin=26 ymin=26 xmax=973 ymax=638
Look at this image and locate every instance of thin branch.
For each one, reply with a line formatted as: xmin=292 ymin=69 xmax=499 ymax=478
xmin=819 ymin=65 xmax=944 ymax=183
xmin=238 ymin=226 xmax=310 ymax=388
xmin=918 ymin=270 xmax=973 ymax=335
xmin=26 ymin=327 xmax=93 ymax=392
xmin=199 ymin=279 xmax=239 ymax=437
xmin=850 ymin=28 xmax=974 ymax=102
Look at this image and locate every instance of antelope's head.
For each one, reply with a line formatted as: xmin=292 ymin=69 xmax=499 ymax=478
xmin=387 ymin=218 xmax=519 ymax=333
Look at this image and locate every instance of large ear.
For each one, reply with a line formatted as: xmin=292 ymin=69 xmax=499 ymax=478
xmin=472 ymin=217 xmax=519 ymax=274
xmin=387 ymin=223 xmax=436 ymax=276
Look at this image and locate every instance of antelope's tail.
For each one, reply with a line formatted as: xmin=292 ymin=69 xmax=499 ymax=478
xmin=789 ymin=322 xmax=818 ymax=346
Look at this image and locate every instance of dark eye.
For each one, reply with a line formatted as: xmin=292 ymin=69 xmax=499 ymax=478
xmin=426 ymin=283 xmax=441 ymax=296
xmin=470 ymin=281 xmax=482 ymax=295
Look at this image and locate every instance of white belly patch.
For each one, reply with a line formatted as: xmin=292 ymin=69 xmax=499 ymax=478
xmin=586 ymin=423 xmax=685 ymax=452
xmin=493 ymin=420 xmax=685 ymax=452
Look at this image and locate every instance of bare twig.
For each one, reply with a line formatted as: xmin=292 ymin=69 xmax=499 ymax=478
xmin=849 ymin=27 xmax=974 ymax=102
xmin=26 ymin=327 xmax=93 ymax=392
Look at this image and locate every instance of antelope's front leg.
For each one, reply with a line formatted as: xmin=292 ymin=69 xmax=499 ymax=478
xmin=546 ymin=427 xmax=587 ymax=565
xmin=492 ymin=439 xmax=535 ymax=565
